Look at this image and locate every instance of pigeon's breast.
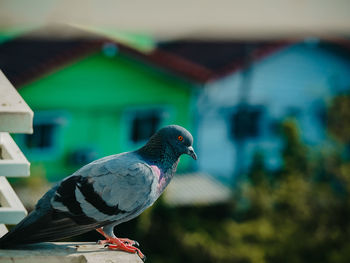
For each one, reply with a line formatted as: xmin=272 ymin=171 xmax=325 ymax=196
xmin=150 ymin=164 xmax=173 ymax=196
xmin=150 ymin=165 xmax=163 ymax=191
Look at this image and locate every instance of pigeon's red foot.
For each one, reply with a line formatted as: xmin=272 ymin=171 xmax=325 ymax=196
xmin=97 ymin=237 xmax=139 ymax=246
xmin=118 ymin=238 xmax=140 ymax=246
xmin=107 ymin=242 xmax=146 ymax=261
xmin=96 ymin=228 xmax=145 ymax=261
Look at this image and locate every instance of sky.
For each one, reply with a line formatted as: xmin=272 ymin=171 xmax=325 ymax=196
xmin=0 ymin=0 xmax=350 ymax=40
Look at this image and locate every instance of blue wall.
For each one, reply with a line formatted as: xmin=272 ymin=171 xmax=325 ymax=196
xmin=196 ymin=41 xmax=350 ymax=183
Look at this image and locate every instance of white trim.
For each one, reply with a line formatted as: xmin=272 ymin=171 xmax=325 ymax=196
xmin=0 ymin=71 xmax=33 ymax=134
xmin=0 ymin=177 xmax=28 ymax=224
xmin=0 ymin=72 xmax=31 ymax=231
xmin=0 ymin=224 xmax=8 ymax=237
xmin=0 ymin=132 xmax=30 ymax=177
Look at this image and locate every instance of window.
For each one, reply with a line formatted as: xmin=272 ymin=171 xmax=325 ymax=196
xmin=230 ymin=106 xmax=263 ymax=140
xmin=123 ymin=106 xmax=173 ymax=147
xmin=24 ymin=123 xmax=56 ymax=150
xmin=15 ymin=111 xmax=68 ymax=160
xmin=131 ymin=112 xmax=161 ymax=143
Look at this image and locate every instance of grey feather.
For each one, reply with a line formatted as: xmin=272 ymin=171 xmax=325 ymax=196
xmin=67 ymin=152 xmax=158 ymax=222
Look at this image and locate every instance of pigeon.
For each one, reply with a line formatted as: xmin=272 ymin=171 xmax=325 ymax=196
xmin=0 ymin=125 xmax=196 ymax=261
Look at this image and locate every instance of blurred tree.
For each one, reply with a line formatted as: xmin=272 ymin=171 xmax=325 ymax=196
xmin=327 ymin=93 xmax=350 ymax=144
xmin=133 ymin=106 xmax=350 ymax=263
xmin=280 ymin=120 xmax=309 ymax=176
xmin=65 ymin=94 xmax=350 ymax=263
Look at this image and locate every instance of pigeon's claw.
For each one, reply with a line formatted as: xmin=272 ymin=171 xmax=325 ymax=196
xmin=96 ymin=228 xmax=144 ymax=260
xmin=118 ymin=238 xmax=139 ymax=247
xmin=96 ymin=228 xmax=139 ymax=246
xmin=97 ymin=239 xmax=109 ymax=245
xmin=107 ymin=242 xmax=146 ymax=261
xmin=97 ymin=237 xmax=138 ymax=246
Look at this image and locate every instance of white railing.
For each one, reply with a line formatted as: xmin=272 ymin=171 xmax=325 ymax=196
xmin=0 ymin=70 xmax=33 ymax=236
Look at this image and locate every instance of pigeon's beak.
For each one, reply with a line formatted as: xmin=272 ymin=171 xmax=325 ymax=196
xmin=187 ymin=146 xmax=197 ymax=160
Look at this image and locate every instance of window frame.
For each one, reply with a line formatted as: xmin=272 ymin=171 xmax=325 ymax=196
xmin=121 ymin=105 xmax=174 ymax=149
xmin=229 ymin=105 xmax=265 ymax=141
xmin=15 ymin=111 xmax=69 ymax=161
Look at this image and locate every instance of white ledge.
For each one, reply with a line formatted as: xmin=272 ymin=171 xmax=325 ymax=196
xmin=0 ymin=224 xmax=8 ymax=237
xmin=0 ymin=242 xmax=144 ymax=263
xmin=0 ymin=71 xmax=33 ymax=134
xmin=0 ymin=177 xmax=28 ymax=224
xmin=0 ymin=132 xmax=30 ymax=177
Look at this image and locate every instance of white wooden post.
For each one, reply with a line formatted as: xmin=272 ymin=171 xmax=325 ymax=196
xmin=0 ymin=70 xmax=33 ymax=236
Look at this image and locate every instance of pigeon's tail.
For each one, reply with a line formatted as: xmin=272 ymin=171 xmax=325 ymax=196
xmin=0 ymin=209 xmax=47 ymax=248
xmin=0 ymin=208 xmax=102 ymax=248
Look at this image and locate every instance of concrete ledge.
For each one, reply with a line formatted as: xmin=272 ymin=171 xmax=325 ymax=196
xmin=0 ymin=242 xmax=144 ymax=263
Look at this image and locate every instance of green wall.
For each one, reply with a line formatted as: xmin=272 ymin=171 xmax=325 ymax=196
xmin=16 ymin=50 xmax=194 ymax=181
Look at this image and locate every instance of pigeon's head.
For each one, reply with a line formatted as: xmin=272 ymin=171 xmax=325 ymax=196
xmin=158 ymin=125 xmax=197 ymax=160
xmin=139 ymin=125 xmax=197 ymax=162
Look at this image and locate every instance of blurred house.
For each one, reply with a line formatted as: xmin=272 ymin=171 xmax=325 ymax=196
xmin=157 ymin=39 xmax=350 ymax=184
xmin=0 ymin=29 xmax=197 ymax=182
xmin=2 ymin=26 xmax=350 ymax=190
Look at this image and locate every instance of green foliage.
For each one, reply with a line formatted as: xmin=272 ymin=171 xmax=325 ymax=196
xmin=327 ymin=93 xmax=350 ymax=143
xmin=280 ymin=120 xmax=310 ymax=176
xmin=134 ymin=95 xmax=350 ymax=263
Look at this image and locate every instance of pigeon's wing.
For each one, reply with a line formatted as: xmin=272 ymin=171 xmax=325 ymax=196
xmin=61 ymin=152 xmax=158 ymax=223
xmin=0 ymin=153 xmax=157 ymax=248
xmin=0 ymin=186 xmax=104 ymax=248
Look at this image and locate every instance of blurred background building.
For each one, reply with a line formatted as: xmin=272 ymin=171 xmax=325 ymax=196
xmin=1 ymin=1 xmax=350 ymax=262
xmin=0 ymin=26 xmax=195 ymax=182
xmin=2 ymin=27 xmax=350 ymax=187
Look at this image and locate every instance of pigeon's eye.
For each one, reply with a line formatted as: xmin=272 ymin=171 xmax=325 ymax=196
xmin=178 ymin=135 xmax=184 ymax=141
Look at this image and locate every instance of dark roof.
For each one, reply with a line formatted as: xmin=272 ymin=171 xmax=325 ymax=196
xmin=0 ymin=27 xmax=295 ymax=86
xmin=0 ymin=37 xmax=102 ymax=86
xmin=156 ymin=40 xmax=290 ymax=82
xmin=115 ymin=38 xmax=350 ymax=83
xmin=158 ymin=41 xmax=284 ymax=71
xmin=2 ymin=28 xmax=350 ymax=87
